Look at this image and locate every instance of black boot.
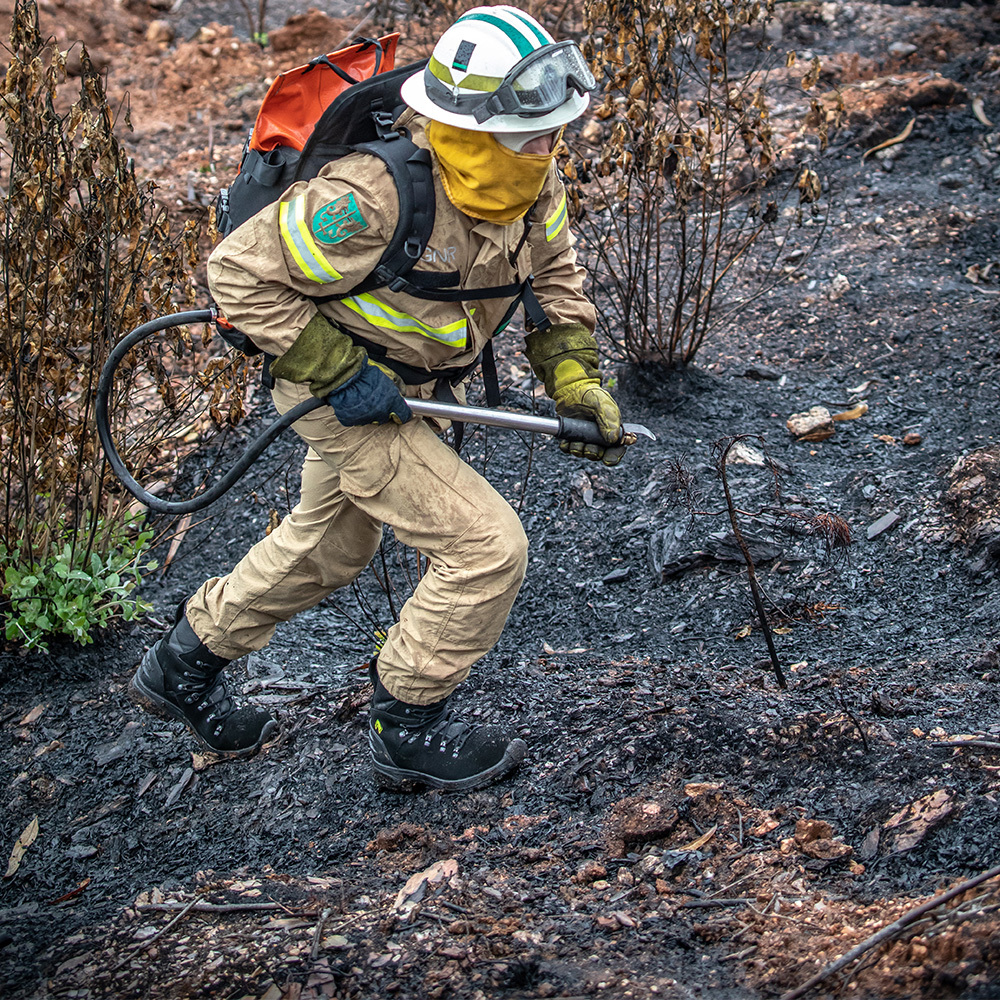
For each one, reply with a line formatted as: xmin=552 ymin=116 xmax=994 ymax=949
xmin=368 ymin=663 xmax=526 ymax=792
xmin=129 ymin=610 xmax=277 ymax=758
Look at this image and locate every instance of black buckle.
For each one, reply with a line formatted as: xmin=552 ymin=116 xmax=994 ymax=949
xmin=373 ymin=265 xmax=396 ymax=286
xmin=372 ymin=264 xmax=410 ymax=294
xmin=373 ymin=110 xmax=398 ymax=139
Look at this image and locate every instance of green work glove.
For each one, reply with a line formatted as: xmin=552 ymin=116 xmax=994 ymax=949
xmin=269 ymin=313 xmax=411 ymax=425
xmin=269 ymin=312 xmax=367 ymax=397
xmin=523 ymin=323 xmax=625 ymax=467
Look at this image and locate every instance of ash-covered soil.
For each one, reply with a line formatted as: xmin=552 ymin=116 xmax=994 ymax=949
xmin=3 ymin=2 xmax=1000 ymax=999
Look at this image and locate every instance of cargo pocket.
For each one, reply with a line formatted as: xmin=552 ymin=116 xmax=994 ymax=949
xmin=337 ymin=422 xmax=401 ymax=498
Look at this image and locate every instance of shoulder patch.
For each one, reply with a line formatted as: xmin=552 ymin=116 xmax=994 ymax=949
xmin=312 ymin=193 xmax=368 ymax=245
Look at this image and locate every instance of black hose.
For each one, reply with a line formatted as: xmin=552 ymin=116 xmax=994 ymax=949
xmin=96 ymin=310 xmax=323 ymax=515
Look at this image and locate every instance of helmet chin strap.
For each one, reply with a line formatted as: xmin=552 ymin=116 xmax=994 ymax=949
xmin=492 ymin=127 xmax=558 ymax=153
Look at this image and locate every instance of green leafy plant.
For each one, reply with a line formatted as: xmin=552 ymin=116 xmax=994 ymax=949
xmin=2 ymin=514 xmax=158 ymax=652
xmin=235 ymin=0 xmax=270 ymax=48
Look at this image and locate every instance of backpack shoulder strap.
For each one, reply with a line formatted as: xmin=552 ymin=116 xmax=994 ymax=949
xmin=309 ymin=131 xmax=435 ymax=303
xmin=355 ymin=134 xmax=435 ymax=292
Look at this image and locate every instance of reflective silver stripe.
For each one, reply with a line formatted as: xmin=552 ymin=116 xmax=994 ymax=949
xmin=342 ymin=293 xmax=468 ymax=348
xmin=545 ymin=192 xmax=568 ymax=241
xmin=279 ymin=197 xmax=341 ymax=284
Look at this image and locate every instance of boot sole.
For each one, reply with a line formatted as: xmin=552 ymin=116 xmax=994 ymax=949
xmin=128 ymin=654 xmax=277 ymax=760
xmin=372 ymin=737 xmax=527 ymax=793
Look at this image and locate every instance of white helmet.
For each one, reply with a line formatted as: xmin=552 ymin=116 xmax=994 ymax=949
xmin=401 ymin=5 xmax=594 ymax=133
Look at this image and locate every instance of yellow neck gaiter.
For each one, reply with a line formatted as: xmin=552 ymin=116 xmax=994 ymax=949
xmin=427 ymin=120 xmax=554 ymax=225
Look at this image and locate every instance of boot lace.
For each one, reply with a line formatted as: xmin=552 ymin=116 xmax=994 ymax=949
xmin=177 ymin=666 xmax=235 ymax=731
xmin=405 ymin=713 xmax=474 ymax=757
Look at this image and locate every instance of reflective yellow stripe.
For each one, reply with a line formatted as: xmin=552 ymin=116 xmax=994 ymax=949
xmin=428 ymin=55 xmax=501 ymax=92
xmin=279 ymin=198 xmax=342 ymax=284
xmin=342 ymin=293 xmax=468 ymax=348
xmin=545 ymin=192 xmax=568 ymax=241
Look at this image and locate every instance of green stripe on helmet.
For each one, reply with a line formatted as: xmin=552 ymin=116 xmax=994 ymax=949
xmin=454 ymin=12 xmax=535 ymax=57
xmin=506 ymin=9 xmax=552 ymax=46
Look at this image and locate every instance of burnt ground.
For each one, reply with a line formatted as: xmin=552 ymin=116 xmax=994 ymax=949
xmin=3 ymin=1 xmax=1000 ymax=999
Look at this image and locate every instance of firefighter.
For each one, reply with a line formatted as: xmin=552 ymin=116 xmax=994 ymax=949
xmin=130 ymin=5 xmax=625 ymax=791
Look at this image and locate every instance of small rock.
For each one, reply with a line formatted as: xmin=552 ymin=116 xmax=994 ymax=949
xmin=939 ymin=173 xmax=967 ymax=190
xmin=145 ymin=20 xmax=174 ymax=45
xmin=903 ymin=74 xmax=966 ymax=109
xmin=54 ymin=953 xmax=90 ymax=975
xmin=638 ymin=854 xmax=662 ymax=875
xmin=801 ymin=838 xmax=854 ymax=860
xmin=888 ymin=41 xmax=917 ymax=59
xmin=744 ymin=364 xmax=780 ymax=381
xmin=572 ymin=860 xmax=607 ymax=884
xmin=602 ymin=566 xmax=631 ymax=585
xmin=828 ymin=274 xmax=850 ymax=301
xmin=786 ymin=406 xmax=835 ymax=441
xmin=604 ymin=797 xmax=680 ymax=855
xmin=725 ymin=441 xmax=767 ymax=466
xmin=866 ymin=511 xmax=901 ymax=540
xmin=903 ymin=432 xmax=922 ymax=446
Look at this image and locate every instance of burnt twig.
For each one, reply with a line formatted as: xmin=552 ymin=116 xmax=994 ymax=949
xmin=779 ymin=863 xmax=1000 ymax=1000
xmin=933 ymin=739 xmax=1000 ymax=751
xmin=136 ymin=901 xmax=295 ymax=914
xmin=310 ymin=906 xmax=332 ymax=961
xmin=836 ymin=689 xmax=870 ymax=753
xmin=681 ymin=897 xmax=754 ymax=908
xmin=718 ymin=437 xmax=786 ymax=689
xmin=114 ymin=896 xmax=202 ymax=971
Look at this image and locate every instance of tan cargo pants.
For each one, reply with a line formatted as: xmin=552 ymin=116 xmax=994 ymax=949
xmin=185 ymin=378 xmax=528 ymax=705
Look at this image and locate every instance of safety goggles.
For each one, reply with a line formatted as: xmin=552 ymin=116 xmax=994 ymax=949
xmin=472 ymin=41 xmax=595 ymax=123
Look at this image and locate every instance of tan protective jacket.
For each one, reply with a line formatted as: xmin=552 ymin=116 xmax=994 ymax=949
xmin=207 ymin=111 xmax=596 ymax=378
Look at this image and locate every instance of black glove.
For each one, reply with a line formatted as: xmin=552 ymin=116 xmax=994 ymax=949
xmin=270 ymin=313 xmax=411 ymax=425
xmin=326 ymin=360 xmax=411 ymax=426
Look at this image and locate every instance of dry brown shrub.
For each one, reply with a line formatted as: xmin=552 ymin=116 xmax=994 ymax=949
xmin=567 ymin=0 xmax=837 ymax=366
xmin=0 ymin=0 xmax=200 ymax=648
